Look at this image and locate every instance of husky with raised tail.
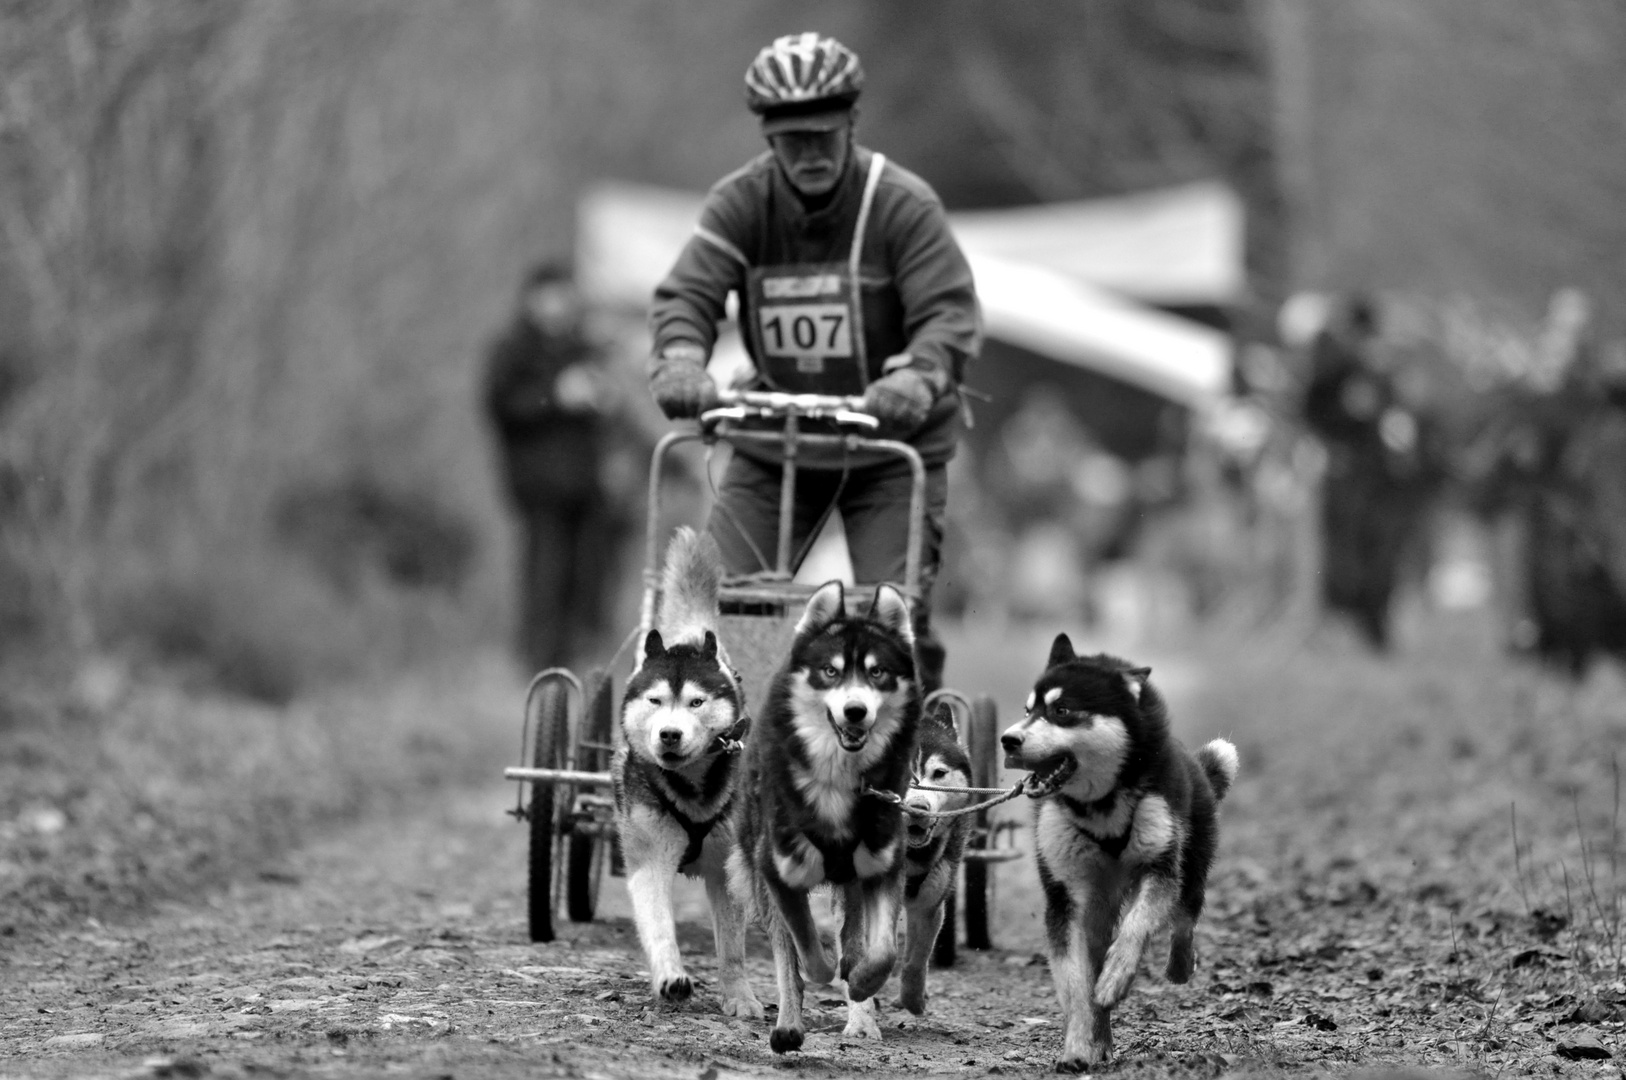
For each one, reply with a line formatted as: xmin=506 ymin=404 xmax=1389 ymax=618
xmin=729 ymin=581 xmax=921 ymax=1054
xmin=843 ymin=700 xmax=972 ymax=1038
xmin=611 ymin=527 xmax=761 ymax=1018
xmin=1001 ymin=635 xmax=1238 ymax=1072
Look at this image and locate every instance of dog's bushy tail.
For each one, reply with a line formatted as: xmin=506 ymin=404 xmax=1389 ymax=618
xmin=1197 ymin=739 xmax=1239 ymax=802
xmin=658 ymin=526 xmax=725 ymax=648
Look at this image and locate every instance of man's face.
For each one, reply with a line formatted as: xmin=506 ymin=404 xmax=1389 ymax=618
xmin=769 ymin=126 xmax=850 ymax=197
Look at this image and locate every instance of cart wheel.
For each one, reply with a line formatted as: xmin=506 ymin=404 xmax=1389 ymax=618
xmin=963 ymin=694 xmax=999 ymax=952
xmin=567 ymin=669 xmax=615 ymax=923
xmin=528 ymin=677 xmax=572 ymax=943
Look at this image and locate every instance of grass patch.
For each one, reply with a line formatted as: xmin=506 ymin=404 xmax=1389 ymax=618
xmin=0 ymin=647 xmax=522 ymax=935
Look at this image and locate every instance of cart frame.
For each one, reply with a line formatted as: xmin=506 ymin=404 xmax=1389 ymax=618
xmin=504 ymin=390 xmax=1018 ymax=954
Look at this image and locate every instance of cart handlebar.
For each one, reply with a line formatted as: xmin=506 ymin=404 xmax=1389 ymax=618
xmin=702 ymin=389 xmax=879 ymax=431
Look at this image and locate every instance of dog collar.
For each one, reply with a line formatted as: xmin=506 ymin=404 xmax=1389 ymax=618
xmin=705 ymin=713 xmax=751 ymax=757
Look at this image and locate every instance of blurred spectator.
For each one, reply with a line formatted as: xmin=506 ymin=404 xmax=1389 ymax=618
xmin=484 ymin=262 xmax=629 ymax=673
xmin=1487 ymin=290 xmax=1626 ymax=676
xmin=988 ymin=386 xmax=1134 ymax=623
xmin=1301 ymin=293 xmax=1437 ymax=650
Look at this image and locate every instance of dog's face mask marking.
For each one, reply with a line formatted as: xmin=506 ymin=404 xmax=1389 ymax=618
xmin=789 ymin=583 xmax=916 ymax=754
xmin=1001 ymin=633 xmax=1141 ymax=801
xmin=623 ymin=629 xmax=739 ymax=768
xmin=904 ymin=747 xmax=972 ymax=848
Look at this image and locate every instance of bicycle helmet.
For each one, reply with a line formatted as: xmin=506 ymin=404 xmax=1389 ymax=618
xmin=745 ymin=33 xmax=864 ymax=134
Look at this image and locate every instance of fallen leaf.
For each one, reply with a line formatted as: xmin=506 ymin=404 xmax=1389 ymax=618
xmin=1555 ymin=1033 xmax=1611 ymax=1060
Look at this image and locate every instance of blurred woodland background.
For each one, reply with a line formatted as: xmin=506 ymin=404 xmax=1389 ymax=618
xmin=2 ymin=0 xmax=1623 ymax=702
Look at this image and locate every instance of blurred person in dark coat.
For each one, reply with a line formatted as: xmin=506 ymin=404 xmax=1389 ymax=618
xmin=1491 ymin=290 xmax=1626 ymax=676
xmin=485 ymin=262 xmax=628 ymax=673
xmin=1302 ymin=294 xmax=1435 ymax=650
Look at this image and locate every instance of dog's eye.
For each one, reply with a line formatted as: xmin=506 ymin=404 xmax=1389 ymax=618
xmin=647 ymin=695 xmax=662 ymax=706
xmin=1053 ymin=706 xmax=1071 ymax=718
xmin=821 ymin=664 xmax=839 ymax=679
xmin=868 ymin=667 xmax=888 ymax=682
xmin=930 ymin=767 xmax=948 ymax=781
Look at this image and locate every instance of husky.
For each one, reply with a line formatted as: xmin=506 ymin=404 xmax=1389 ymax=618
xmin=842 ymin=700 xmax=973 ymax=1038
xmin=611 ymin=527 xmax=762 ymax=1018
xmin=729 ymin=581 xmax=922 ymax=1054
xmin=1001 ymin=635 xmax=1238 ymax=1072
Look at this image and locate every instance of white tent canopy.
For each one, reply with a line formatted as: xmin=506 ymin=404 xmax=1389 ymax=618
xmin=950 ymin=181 xmax=1246 ymax=308
xmin=577 ymin=180 xmax=1234 ymax=408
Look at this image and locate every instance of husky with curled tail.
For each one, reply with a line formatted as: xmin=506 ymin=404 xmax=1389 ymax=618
xmin=611 ymin=527 xmax=762 ymax=1018
xmin=1001 ymin=636 xmax=1238 ymax=1072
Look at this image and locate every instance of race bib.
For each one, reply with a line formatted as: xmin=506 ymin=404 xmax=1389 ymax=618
xmin=757 ymin=303 xmax=853 ymax=360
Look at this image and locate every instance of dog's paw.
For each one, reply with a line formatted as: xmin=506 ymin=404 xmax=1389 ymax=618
xmin=897 ymin=973 xmax=928 ymax=1016
xmin=1166 ymin=936 xmax=1195 ymax=984
xmin=1094 ymin=945 xmax=1139 ymax=1008
xmin=769 ymin=1025 xmax=804 ymax=1054
xmin=773 ymin=837 xmax=825 ymax=890
xmin=656 ymin=973 xmax=693 ymax=1003
xmin=845 ymin=951 xmax=896 ymax=1003
xmin=1056 ymin=1050 xmax=1108 ymax=1074
xmin=842 ymin=1002 xmax=883 ymax=1040
xmin=719 ymin=984 xmax=765 ymax=1019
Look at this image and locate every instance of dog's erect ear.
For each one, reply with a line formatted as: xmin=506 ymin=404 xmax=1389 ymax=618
xmin=925 ymin=700 xmax=959 ymax=739
xmin=1048 ymin=633 xmax=1076 ymax=668
xmin=700 ymin=630 xmax=718 ymax=660
xmin=795 ymin=581 xmax=845 ymax=638
xmin=868 ymin=585 xmax=915 ymax=647
xmin=643 ymin=628 xmax=666 ymax=661
xmin=1123 ymin=666 xmax=1152 ymax=703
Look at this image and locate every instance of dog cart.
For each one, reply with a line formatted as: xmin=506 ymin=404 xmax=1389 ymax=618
xmin=504 ymin=390 xmax=1022 ymax=959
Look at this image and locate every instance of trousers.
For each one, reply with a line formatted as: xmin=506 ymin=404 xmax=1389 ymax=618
xmin=706 ymin=451 xmax=948 ymax=692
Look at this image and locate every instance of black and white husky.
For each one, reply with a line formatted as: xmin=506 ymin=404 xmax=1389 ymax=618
xmin=611 ymin=527 xmax=762 ymax=1018
xmin=1001 ymin=635 xmax=1238 ymax=1072
xmin=843 ymin=701 xmax=972 ymax=1038
xmin=729 ymin=581 xmax=921 ymax=1054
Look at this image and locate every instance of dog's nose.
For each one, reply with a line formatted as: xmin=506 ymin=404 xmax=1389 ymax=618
xmin=906 ymin=796 xmax=932 ymax=814
xmin=843 ymin=702 xmax=868 ymax=724
xmin=1000 ymin=731 xmax=1024 ymax=753
xmin=658 ymin=728 xmax=682 ymax=746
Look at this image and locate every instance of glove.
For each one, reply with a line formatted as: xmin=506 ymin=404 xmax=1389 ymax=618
xmin=863 ymin=367 xmax=937 ymax=433
xmin=649 ymin=344 xmax=719 ymax=419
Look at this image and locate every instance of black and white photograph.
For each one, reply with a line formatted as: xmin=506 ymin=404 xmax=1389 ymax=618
xmin=3 ymin=3 xmax=1625 ymax=1077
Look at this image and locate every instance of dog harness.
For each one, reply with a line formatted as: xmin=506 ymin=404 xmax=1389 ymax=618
xmin=654 ymin=714 xmax=752 ymax=871
xmin=654 ymin=785 xmax=731 ymax=873
xmin=1059 ymin=791 xmax=1135 ymax=859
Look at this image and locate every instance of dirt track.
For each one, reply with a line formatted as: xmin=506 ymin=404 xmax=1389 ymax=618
xmin=7 ymin=621 xmax=1626 ymax=1078
xmin=0 ymin=784 xmax=1092 ymax=1079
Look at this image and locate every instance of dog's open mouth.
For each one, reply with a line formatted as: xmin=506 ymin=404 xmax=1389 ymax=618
xmin=905 ymin=820 xmax=937 ymax=848
xmin=1020 ymin=754 xmax=1079 ymax=798
xmin=834 ymin=725 xmax=869 ymax=752
xmin=659 ymin=750 xmax=691 ymax=767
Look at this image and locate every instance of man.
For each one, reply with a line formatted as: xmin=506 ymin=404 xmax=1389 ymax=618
xmin=647 ymin=32 xmax=981 ymax=690
xmin=485 ymin=262 xmax=626 ymax=673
